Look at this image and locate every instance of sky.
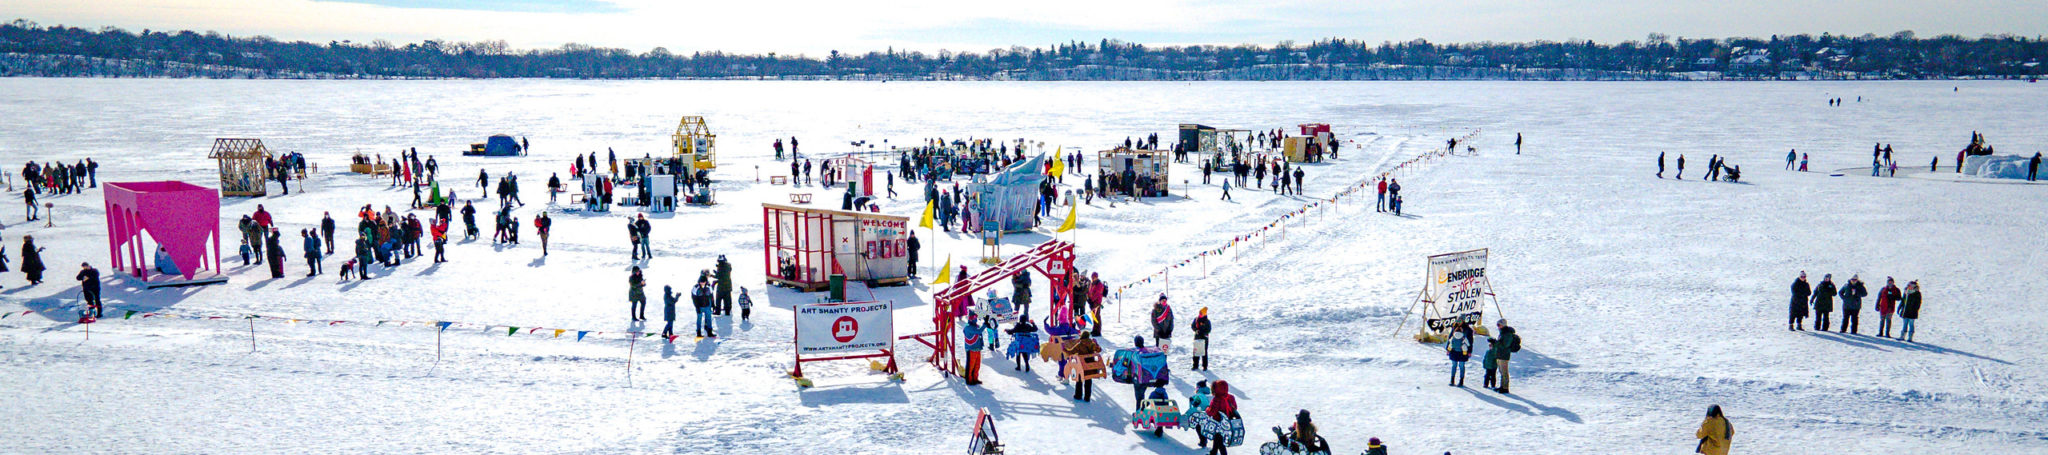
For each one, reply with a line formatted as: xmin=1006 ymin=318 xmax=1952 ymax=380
xmin=10 ymin=0 xmax=2047 ymax=56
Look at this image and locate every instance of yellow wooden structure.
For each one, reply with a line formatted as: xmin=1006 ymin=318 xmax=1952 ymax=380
xmin=672 ymin=116 xmax=717 ymax=170
xmin=208 ymin=138 xmax=271 ymax=197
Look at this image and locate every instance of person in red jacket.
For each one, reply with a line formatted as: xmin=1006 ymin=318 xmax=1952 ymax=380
xmin=252 ymin=204 xmax=273 ymax=228
xmin=1876 ymin=277 xmax=1902 ymax=338
xmin=1205 ymin=380 xmax=1239 ymax=454
xmin=1088 ymin=273 xmax=1108 ymax=336
xmin=1375 ymin=178 xmax=1389 ymax=212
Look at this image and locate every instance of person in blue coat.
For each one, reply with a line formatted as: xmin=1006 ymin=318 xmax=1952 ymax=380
xmin=661 ymin=285 xmax=679 ymax=339
xmin=301 ymin=229 xmax=323 ymax=276
xmin=963 ymin=317 xmax=985 ymax=386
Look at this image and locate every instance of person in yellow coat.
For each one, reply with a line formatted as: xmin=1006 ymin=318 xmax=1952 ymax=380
xmin=1695 ymin=404 xmax=1733 ymax=455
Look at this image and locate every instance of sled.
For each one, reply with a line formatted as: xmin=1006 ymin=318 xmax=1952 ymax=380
xmin=1187 ymin=413 xmax=1246 ymax=447
xmin=1131 ymin=398 xmax=1184 ymax=436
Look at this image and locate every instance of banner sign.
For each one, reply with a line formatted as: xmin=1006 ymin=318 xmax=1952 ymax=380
xmin=795 ymin=301 xmax=894 ymax=355
xmin=1426 ymin=249 xmax=1488 ymax=332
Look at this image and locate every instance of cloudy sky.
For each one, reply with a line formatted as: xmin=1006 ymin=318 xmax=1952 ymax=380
xmin=12 ymin=0 xmax=2046 ymax=55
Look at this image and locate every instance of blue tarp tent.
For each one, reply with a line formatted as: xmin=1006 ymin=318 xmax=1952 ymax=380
xmin=968 ymin=156 xmax=1045 ymax=233
xmin=468 ymin=135 xmax=524 ymax=157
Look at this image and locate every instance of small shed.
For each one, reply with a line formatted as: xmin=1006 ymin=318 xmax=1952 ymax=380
xmin=1177 ymin=124 xmax=1215 ymax=156
xmin=763 ymin=203 xmax=910 ymax=291
xmin=1097 ymin=147 xmax=1171 ymax=198
xmin=208 ymin=138 xmax=272 ymax=197
xmin=826 ymin=156 xmax=875 ymax=197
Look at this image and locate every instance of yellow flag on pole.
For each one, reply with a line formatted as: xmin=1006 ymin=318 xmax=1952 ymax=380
xmin=932 ymin=255 xmax=953 ymax=285
xmin=1057 ymin=203 xmax=1078 ymax=232
xmin=1048 ymin=152 xmax=1065 ymax=176
xmin=918 ymin=200 xmax=935 ymax=229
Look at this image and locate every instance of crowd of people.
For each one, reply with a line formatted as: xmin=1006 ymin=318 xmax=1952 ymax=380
xmin=630 ymin=255 xmax=748 ymax=340
xmin=1656 ymin=152 xmax=1739 ymax=182
xmin=1790 ymin=272 xmax=1924 ymax=341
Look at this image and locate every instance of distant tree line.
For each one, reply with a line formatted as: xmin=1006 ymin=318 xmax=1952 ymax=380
xmin=2 ymin=19 xmax=2043 ymax=80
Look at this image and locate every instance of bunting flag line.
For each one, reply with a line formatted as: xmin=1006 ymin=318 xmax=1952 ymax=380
xmin=1110 ymin=129 xmax=1481 ymax=294
xmin=0 ymin=303 xmax=673 ymax=346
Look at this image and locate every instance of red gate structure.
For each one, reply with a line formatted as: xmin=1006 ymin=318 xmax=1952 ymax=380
xmin=904 ymin=240 xmax=1076 ymax=377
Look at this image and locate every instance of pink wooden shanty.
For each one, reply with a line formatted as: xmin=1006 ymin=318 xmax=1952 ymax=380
xmin=103 ymin=181 xmax=222 ymax=280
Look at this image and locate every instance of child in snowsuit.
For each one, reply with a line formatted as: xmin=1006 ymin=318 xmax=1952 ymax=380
xmin=1481 ymin=335 xmax=1500 ymax=389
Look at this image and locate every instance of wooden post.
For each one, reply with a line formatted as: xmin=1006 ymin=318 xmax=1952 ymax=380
xmin=248 ymin=317 xmax=257 ymax=352
xmin=627 ymin=336 xmax=637 ymax=387
xmin=436 ymin=329 xmax=443 ymax=364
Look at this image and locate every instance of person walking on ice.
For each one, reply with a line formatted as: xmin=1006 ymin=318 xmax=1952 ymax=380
xmin=1695 ymin=404 xmax=1733 ymax=455
xmin=1900 ymin=281 xmax=1922 ymax=342
xmin=1676 ymin=154 xmax=1686 ymax=180
xmin=692 ymin=274 xmax=716 ymax=338
xmin=1657 ymin=152 xmax=1665 ymax=178
xmin=1490 ymin=319 xmax=1520 ymax=394
xmin=1839 ymin=275 xmax=1868 ymax=334
xmin=1376 ymin=177 xmax=1388 ymax=212
xmin=1789 ymin=272 xmax=1811 ymax=331
xmin=75 ymin=262 xmax=102 ymax=319
xmin=1447 ymin=324 xmax=1473 ymax=386
xmin=1877 ymin=277 xmax=1902 ymax=338
xmin=963 ymin=316 xmax=984 ymax=386
xmin=1786 ymin=150 xmax=1797 ymax=170
xmin=1811 ymin=273 xmax=1836 ymax=331
xmin=1190 ymin=307 xmax=1212 ymax=370
xmin=627 ymin=266 xmax=647 ymax=321
xmin=661 ymin=285 xmax=679 ymax=340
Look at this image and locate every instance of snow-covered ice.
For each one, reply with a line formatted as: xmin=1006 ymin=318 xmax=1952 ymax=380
xmin=1 ymin=79 xmax=2046 ymax=454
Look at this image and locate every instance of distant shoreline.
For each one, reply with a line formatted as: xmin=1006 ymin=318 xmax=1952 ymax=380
xmin=4 ymin=54 xmax=2037 ymax=82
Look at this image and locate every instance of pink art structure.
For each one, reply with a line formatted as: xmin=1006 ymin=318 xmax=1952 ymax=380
xmin=103 ymin=181 xmax=222 ymax=280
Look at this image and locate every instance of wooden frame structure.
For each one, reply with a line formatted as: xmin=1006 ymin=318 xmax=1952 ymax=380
xmin=1096 ymin=148 xmax=1172 ymax=198
xmin=672 ymin=116 xmax=718 ymax=170
xmin=1394 ymin=248 xmax=1508 ymax=342
xmin=208 ymin=138 xmax=271 ymax=197
xmin=762 ymin=203 xmax=910 ymax=292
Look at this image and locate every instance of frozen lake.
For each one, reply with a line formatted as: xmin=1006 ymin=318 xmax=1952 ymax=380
xmin=1 ymin=79 xmax=2045 ymax=454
